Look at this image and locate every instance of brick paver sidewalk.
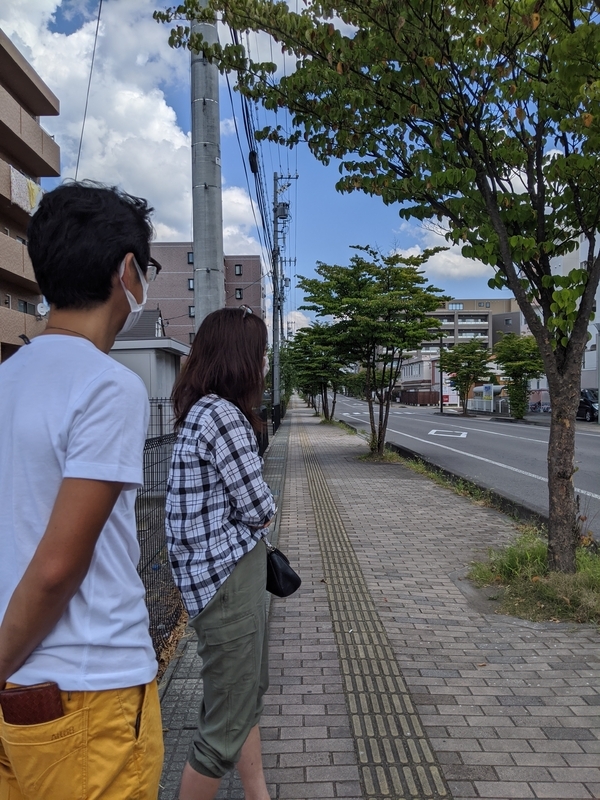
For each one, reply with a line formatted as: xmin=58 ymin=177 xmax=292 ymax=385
xmin=160 ymin=400 xmax=600 ymax=800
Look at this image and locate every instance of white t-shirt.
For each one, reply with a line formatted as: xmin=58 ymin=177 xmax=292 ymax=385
xmin=0 ymin=334 xmax=157 ymax=690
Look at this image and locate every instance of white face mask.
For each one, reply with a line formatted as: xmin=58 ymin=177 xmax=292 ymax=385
xmin=263 ymin=355 xmax=270 ymax=378
xmin=118 ymin=256 xmax=148 ymax=333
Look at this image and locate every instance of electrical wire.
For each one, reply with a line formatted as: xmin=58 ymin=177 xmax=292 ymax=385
xmin=224 ymin=69 xmax=272 ymax=269
xmin=75 ymin=0 xmax=103 ymax=180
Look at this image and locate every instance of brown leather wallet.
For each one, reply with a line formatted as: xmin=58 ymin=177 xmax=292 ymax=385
xmin=0 ymin=681 xmax=64 ymax=725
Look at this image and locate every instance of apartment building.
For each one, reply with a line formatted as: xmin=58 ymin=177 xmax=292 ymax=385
xmin=421 ymin=297 xmax=522 ymax=351
xmin=223 ymin=254 xmax=266 ymax=319
xmin=149 ymin=242 xmax=266 ymax=345
xmin=0 ymin=29 xmax=60 ymax=362
xmin=400 ymin=297 xmax=525 ymax=402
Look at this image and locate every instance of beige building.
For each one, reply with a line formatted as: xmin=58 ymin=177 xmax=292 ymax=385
xmin=401 ymin=297 xmax=525 ymax=403
xmin=149 ymin=242 xmax=266 ymax=345
xmin=422 ymin=297 xmax=522 ymax=351
xmin=0 ymin=29 xmax=60 ymax=362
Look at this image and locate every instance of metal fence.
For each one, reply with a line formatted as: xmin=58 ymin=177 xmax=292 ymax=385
xmin=467 ymin=397 xmax=511 ymax=414
xmin=148 ymin=398 xmax=176 ymax=437
xmin=136 ymin=432 xmax=184 ymax=660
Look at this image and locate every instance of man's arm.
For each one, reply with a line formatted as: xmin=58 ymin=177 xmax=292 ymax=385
xmin=0 ymin=477 xmax=123 ymax=688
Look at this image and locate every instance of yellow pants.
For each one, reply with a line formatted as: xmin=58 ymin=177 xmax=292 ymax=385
xmin=0 ymin=681 xmax=163 ymax=800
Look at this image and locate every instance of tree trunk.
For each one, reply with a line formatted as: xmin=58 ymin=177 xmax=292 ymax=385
xmin=377 ymin=395 xmax=386 ymax=456
xmin=546 ymin=375 xmax=580 ymax=573
xmin=322 ymin=385 xmax=330 ymax=421
xmin=331 ymin=389 xmax=337 ymax=421
xmin=365 ymin=368 xmax=377 ymax=451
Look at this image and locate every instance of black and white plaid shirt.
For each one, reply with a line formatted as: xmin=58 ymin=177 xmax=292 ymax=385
xmin=166 ymin=394 xmax=276 ymax=616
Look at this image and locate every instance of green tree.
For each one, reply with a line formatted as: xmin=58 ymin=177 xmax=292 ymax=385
xmin=297 ymin=246 xmax=446 ymax=455
xmin=155 ymin=0 xmax=600 ymax=571
xmin=286 ymin=324 xmax=349 ymax=420
xmin=439 ymin=340 xmax=493 ymax=416
xmin=494 ymin=333 xmax=545 ymax=420
xmin=342 ymin=370 xmax=368 ymax=400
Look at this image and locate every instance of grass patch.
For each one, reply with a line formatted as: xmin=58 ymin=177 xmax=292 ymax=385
xmin=358 ymin=449 xmax=404 ymax=463
xmin=393 ymin=454 xmax=495 ymax=505
xmin=332 ymin=419 xmax=358 ymax=436
xmin=469 ymin=528 xmax=600 ymax=624
xmin=329 ymin=419 xmax=358 ymax=434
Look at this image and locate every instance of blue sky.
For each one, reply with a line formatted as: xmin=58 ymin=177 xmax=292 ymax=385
xmin=2 ymin=0 xmax=512 ymax=331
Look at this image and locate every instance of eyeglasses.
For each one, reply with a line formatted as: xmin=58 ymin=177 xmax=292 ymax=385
xmin=145 ymin=256 xmax=162 ymax=282
xmin=240 ymin=304 xmax=253 ymax=318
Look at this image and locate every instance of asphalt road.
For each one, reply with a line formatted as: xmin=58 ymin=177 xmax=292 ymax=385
xmin=332 ymin=395 xmax=600 ymax=539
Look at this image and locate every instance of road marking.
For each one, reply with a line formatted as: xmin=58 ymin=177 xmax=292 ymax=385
xmin=425 ymin=421 xmax=546 ymax=443
xmin=387 ymin=427 xmax=600 ymax=502
xmin=429 ymin=429 xmax=468 ymax=438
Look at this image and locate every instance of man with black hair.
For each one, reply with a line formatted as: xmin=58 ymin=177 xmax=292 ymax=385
xmin=0 ymin=182 xmax=164 ymax=799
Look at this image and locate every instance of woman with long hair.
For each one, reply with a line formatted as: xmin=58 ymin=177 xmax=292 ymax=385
xmin=166 ymin=307 xmax=275 ymax=800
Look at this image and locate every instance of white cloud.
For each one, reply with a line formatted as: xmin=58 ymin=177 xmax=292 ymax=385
xmin=1 ymin=1 xmax=192 ymax=237
xmin=1 ymin=1 xmax=264 ymax=250
xmin=222 ymin=186 xmax=265 ymax=256
xmin=392 ymin=222 xmax=493 ymax=281
xmin=220 ymin=117 xmax=236 ymax=136
xmin=285 ymin=309 xmax=311 ymax=337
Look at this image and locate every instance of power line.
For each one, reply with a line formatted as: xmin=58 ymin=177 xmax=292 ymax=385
xmin=75 ymin=0 xmax=103 ymax=180
xmin=224 ymin=69 xmax=271 ymax=270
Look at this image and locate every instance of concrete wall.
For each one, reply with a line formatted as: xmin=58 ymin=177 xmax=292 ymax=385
xmin=109 ymin=346 xmax=182 ymax=399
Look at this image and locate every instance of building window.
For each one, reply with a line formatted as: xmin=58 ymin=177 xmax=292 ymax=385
xmin=235 ymin=264 xmax=243 ymax=276
xmin=485 ymin=302 xmax=490 ymax=308
xmin=505 ymin=318 xmax=512 ymax=325
xmin=478 ymin=301 xmax=485 ymax=307
xmin=448 ymin=302 xmax=463 ymax=310
xmin=235 ymin=288 xmax=243 ymax=300
xmin=18 ymin=300 xmax=36 ymax=315
xmin=189 ymin=332 xmax=195 ymax=344
xmin=187 ymin=252 xmax=194 ymax=264
xmin=188 ymin=278 xmax=194 ymax=291
xmin=189 ymin=306 xmax=195 ymax=318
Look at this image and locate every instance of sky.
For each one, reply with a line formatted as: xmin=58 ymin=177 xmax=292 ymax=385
xmin=2 ymin=0 xmax=512 ymax=334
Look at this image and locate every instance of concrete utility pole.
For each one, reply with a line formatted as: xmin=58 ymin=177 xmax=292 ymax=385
xmin=191 ymin=6 xmax=224 ymax=329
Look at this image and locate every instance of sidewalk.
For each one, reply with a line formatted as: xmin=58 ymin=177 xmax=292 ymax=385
xmin=159 ymin=400 xmax=600 ymax=800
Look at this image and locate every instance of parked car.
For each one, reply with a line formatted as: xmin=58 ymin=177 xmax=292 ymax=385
xmin=577 ymin=388 xmax=599 ymax=422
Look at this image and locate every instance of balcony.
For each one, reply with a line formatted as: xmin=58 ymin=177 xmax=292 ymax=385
xmin=0 ymin=84 xmax=60 ymax=177
xmin=457 ymin=330 xmax=488 ymax=339
xmin=429 ymin=315 xmax=454 ymax=325
xmin=0 ymin=303 xmax=45 ymax=348
xmin=0 ymin=159 xmax=40 ymax=228
xmin=457 ymin=316 xmax=488 ymax=325
xmin=0 ymin=231 xmax=38 ymax=291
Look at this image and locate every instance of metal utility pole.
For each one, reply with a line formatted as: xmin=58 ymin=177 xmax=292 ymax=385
xmin=439 ymin=334 xmax=444 ymax=414
xmin=191 ymin=6 xmax=224 ymax=329
xmin=271 ymin=172 xmax=296 ymax=432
